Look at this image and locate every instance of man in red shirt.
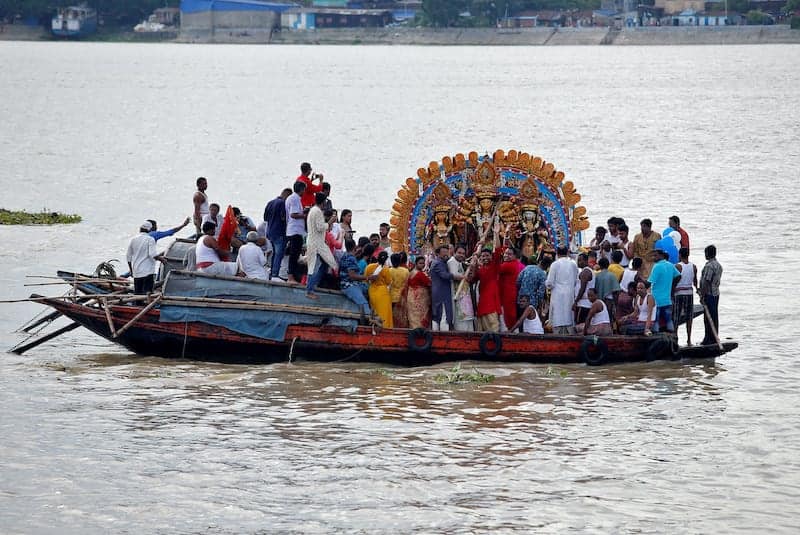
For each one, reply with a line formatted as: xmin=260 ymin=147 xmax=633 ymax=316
xmin=468 ymin=232 xmax=505 ymax=332
xmin=297 ymin=162 xmax=324 ymax=208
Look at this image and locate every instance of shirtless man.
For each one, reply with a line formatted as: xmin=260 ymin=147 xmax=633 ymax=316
xmin=193 ymin=177 xmax=209 ymax=235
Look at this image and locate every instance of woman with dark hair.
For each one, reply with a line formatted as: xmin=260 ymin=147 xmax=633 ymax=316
xmin=406 ymin=256 xmax=432 ymax=329
xmin=357 ymin=244 xmax=374 ymax=274
xmin=365 ymin=250 xmax=393 ymax=328
xmin=389 ymin=252 xmax=409 ymax=328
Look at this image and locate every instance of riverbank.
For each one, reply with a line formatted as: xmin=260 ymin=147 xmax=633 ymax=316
xmin=267 ymin=25 xmax=800 ymax=46
xmin=3 ymin=24 xmax=799 ymax=45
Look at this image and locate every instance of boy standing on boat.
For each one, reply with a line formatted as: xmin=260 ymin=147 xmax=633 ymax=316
xmin=192 ymin=176 xmax=209 ymax=236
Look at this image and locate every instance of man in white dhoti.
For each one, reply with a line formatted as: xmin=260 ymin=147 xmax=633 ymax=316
xmin=546 ymin=246 xmax=579 ymax=334
xmin=305 ymin=192 xmax=338 ymax=299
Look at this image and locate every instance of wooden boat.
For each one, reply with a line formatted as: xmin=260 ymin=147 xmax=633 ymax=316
xmin=51 ymin=5 xmax=97 ymax=38
xmin=22 ymin=270 xmax=737 ymax=366
xmin=14 ymin=148 xmax=737 ymax=365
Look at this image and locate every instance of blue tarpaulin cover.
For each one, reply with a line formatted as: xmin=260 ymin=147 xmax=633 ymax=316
xmin=159 ymin=305 xmax=357 ymax=341
xmin=159 ymin=270 xmax=360 ymax=341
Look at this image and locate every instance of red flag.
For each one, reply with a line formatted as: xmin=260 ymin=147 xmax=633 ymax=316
xmin=217 ymin=205 xmax=236 ymax=260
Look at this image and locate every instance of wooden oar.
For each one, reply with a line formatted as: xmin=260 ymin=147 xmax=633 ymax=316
xmin=18 ymin=310 xmax=62 ymax=333
xmin=10 ymin=322 xmax=81 ymax=355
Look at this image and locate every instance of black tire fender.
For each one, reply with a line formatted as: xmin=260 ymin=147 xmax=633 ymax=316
xmin=479 ymin=332 xmax=503 ymax=357
xmin=580 ymin=336 xmax=609 ymax=366
xmin=408 ymin=328 xmax=433 ymax=352
xmin=646 ymin=336 xmax=672 ymax=362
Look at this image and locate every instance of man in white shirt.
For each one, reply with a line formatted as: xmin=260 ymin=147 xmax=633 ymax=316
xmin=285 ymin=181 xmax=307 ymax=284
xmin=545 ymin=245 xmax=578 ymax=334
xmin=126 ymin=221 xmax=162 ymax=294
xmin=236 ymin=231 xmax=268 ymax=280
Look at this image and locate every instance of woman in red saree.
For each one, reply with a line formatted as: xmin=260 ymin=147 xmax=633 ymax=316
xmin=405 ymin=256 xmax=432 ymax=329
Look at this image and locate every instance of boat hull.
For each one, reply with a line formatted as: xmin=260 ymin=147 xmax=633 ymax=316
xmin=38 ymin=297 xmax=738 ymax=366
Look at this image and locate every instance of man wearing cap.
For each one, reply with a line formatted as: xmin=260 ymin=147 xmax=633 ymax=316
xmin=236 ymin=231 xmax=268 ymax=280
xmin=126 ymin=221 xmax=163 ymax=294
xmin=647 ymin=248 xmax=681 ymax=333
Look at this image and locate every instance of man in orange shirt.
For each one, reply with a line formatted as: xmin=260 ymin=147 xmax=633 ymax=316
xmin=297 ymin=162 xmax=324 ymax=208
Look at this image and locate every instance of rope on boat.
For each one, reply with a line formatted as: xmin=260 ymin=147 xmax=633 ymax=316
xmin=288 ymin=336 xmax=298 ymax=363
xmin=181 ymin=320 xmax=188 ymax=359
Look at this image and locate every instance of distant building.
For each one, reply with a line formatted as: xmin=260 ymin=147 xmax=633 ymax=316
xmin=180 ymin=0 xmax=299 ymax=42
xmin=281 ymin=7 xmax=393 ymax=29
xmin=498 ymin=10 xmax=539 ymax=28
xmin=655 ymin=0 xmax=705 ymax=16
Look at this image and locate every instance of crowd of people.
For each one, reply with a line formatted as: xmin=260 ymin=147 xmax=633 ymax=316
xmin=126 ymin=165 xmax=723 ymax=346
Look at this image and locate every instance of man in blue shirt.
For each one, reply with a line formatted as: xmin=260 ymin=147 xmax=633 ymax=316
xmin=647 ymin=249 xmax=681 ymax=333
xmin=264 ymin=188 xmax=292 ymax=280
xmin=147 ymin=217 xmax=191 ymax=242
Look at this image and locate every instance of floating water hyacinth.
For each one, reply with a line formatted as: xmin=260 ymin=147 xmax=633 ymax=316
xmin=434 ymin=363 xmax=495 ymax=385
xmin=0 ymin=209 xmax=82 ymax=225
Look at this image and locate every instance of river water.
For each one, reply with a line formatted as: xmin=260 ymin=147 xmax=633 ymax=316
xmin=1 ymin=41 xmax=798 ymax=533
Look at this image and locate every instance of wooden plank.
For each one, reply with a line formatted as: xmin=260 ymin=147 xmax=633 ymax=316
xmin=161 ymin=295 xmax=367 ymax=322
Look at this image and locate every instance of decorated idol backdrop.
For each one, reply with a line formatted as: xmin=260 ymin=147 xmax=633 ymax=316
xmin=389 ymin=149 xmax=590 ymax=257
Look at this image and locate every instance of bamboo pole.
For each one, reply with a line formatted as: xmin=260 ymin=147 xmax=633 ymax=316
xmin=0 ymin=293 xmax=148 ymax=304
xmin=702 ymin=302 xmax=723 ymax=350
xmin=114 ymin=295 xmax=163 ymax=338
xmin=455 ymin=208 xmax=498 ymax=299
xmin=102 ymin=297 xmax=117 ymax=337
xmin=23 ymin=281 xmax=130 ymax=287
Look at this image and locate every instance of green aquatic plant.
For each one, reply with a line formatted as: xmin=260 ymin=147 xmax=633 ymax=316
xmin=0 ymin=208 xmax=82 ymax=225
xmin=545 ymin=366 xmax=569 ymax=378
xmin=434 ymin=363 xmax=495 ymax=385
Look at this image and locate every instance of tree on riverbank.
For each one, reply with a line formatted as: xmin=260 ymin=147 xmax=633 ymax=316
xmin=0 ymin=0 xmax=178 ymax=27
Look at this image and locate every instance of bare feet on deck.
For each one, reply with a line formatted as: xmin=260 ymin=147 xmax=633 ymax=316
xmin=306 ymin=293 xmax=319 ymax=300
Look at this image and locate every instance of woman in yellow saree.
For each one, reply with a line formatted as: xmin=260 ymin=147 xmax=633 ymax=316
xmin=365 ymin=251 xmax=393 ymax=328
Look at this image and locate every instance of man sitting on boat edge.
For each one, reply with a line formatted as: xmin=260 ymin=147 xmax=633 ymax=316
xmin=195 ymin=221 xmax=238 ymax=277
